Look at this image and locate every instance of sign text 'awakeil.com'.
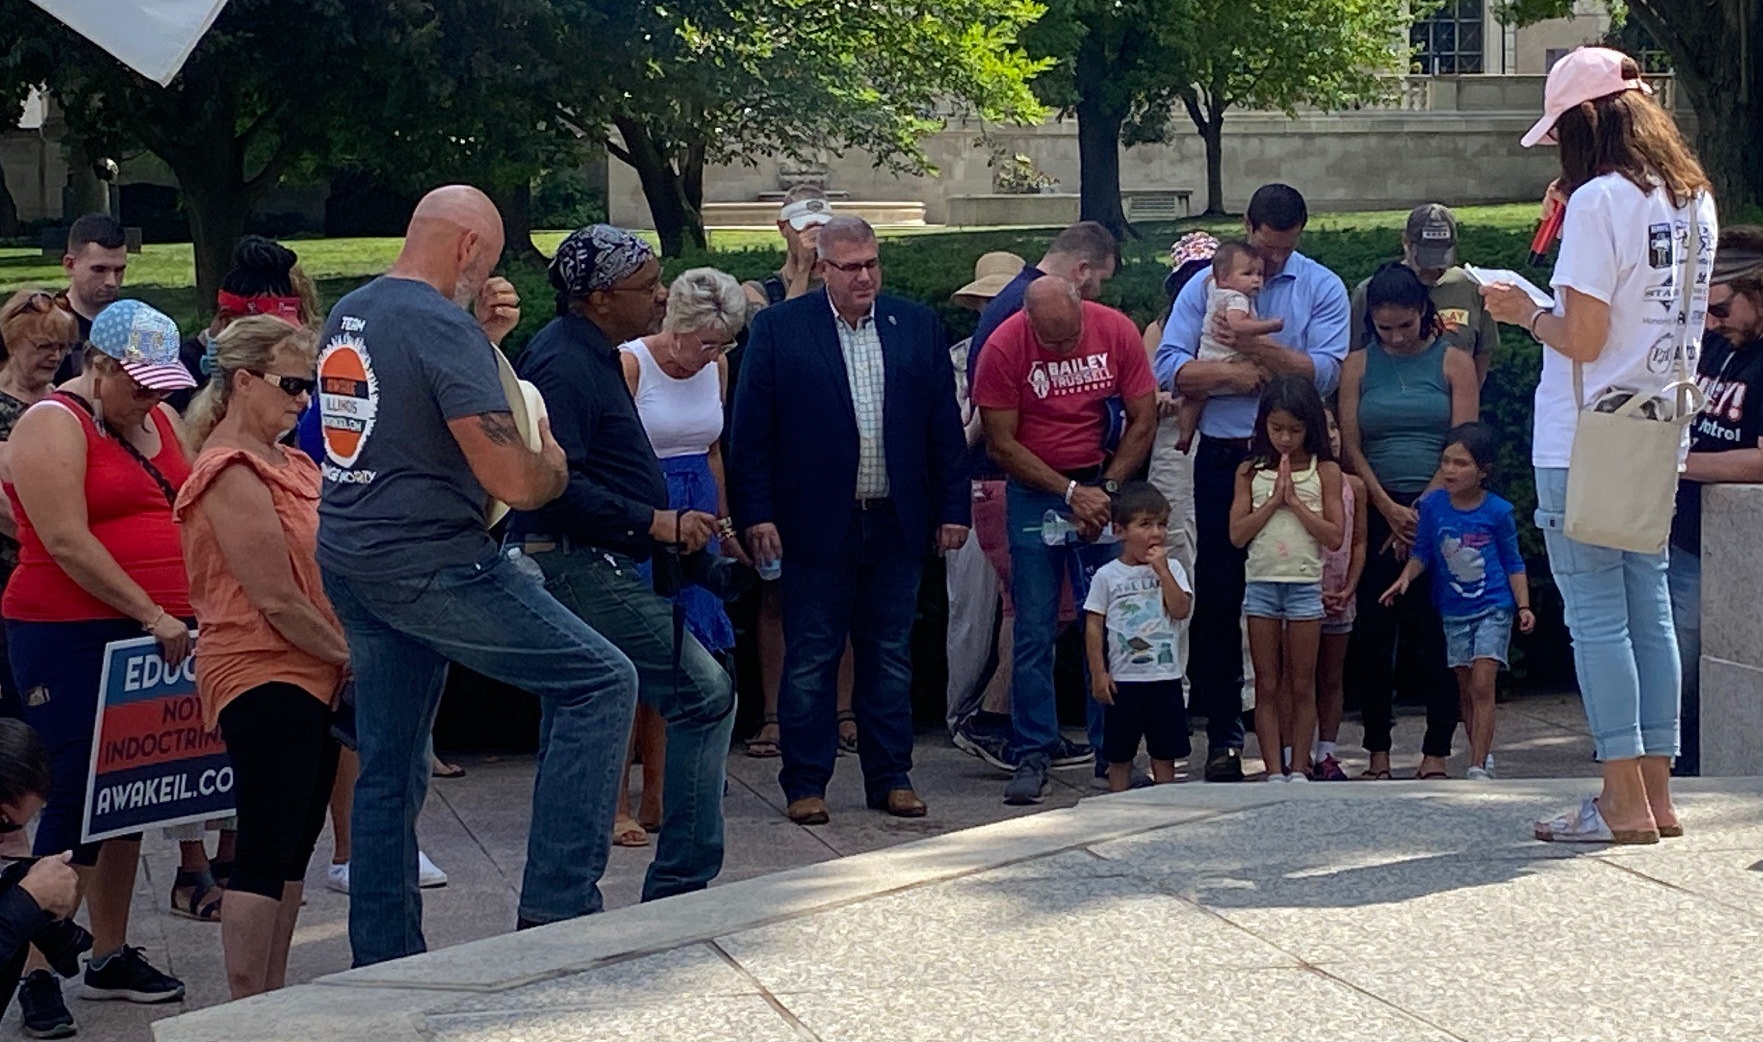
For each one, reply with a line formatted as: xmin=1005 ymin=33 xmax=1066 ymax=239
xmin=82 ymin=635 xmax=233 ymax=844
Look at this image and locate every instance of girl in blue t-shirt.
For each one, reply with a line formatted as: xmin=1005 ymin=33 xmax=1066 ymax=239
xmin=1380 ymin=423 xmax=1533 ymax=780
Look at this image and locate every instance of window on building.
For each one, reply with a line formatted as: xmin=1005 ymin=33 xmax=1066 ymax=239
xmin=1412 ymin=0 xmax=1486 ymax=75
xmin=1545 ymin=48 xmax=1570 ymax=71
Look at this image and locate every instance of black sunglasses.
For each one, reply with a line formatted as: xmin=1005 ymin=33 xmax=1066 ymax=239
xmin=1706 ymin=298 xmax=1733 ymax=320
xmin=248 ymin=371 xmax=318 ymax=397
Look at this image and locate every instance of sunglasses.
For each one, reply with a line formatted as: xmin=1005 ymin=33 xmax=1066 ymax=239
xmin=0 ymin=814 xmax=24 ymax=834
xmin=247 ymin=370 xmax=318 ymax=397
xmin=1706 ymin=298 xmax=1733 ymax=320
xmin=2 ymin=291 xmax=73 ymax=322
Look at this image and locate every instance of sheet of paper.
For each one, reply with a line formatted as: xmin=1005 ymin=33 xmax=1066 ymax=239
xmin=1463 ymin=265 xmax=1555 ymax=310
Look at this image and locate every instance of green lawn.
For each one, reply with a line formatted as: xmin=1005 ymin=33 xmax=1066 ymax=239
xmin=0 ymin=203 xmax=1545 ymax=336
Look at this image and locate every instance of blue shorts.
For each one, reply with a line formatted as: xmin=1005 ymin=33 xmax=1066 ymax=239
xmin=1243 ymin=580 xmax=1324 ymax=622
xmin=1444 ymin=609 xmax=1513 ymax=668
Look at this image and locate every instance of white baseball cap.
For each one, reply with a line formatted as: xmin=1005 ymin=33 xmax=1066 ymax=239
xmin=779 ymin=197 xmax=833 ymax=231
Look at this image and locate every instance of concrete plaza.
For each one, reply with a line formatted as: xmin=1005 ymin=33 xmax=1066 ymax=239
xmin=12 ymin=694 xmax=1744 ymax=1041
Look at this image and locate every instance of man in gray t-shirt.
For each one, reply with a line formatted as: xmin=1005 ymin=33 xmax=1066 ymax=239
xmin=315 ymin=185 xmax=639 ymax=968
xmin=317 ymin=276 xmax=509 ymax=578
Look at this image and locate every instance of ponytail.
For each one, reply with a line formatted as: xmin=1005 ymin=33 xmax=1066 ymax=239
xmin=184 ymin=316 xmax=317 ymax=450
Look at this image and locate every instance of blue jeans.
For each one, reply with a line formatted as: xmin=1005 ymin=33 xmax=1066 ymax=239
xmin=532 ymin=544 xmax=735 ymax=900
xmin=1005 ymin=481 xmax=1112 ymax=762
xmin=324 ymin=546 xmax=637 ymax=967
xmin=778 ymin=506 xmax=921 ymax=805
xmin=1534 ymin=468 xmax=1679 ymax=761
xmin=1666 ymin=547 xmax=1701 ymax=775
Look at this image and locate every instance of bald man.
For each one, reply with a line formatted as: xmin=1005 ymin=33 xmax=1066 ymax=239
xmin=316 ymin=185 xmax=639 ymax=967
xmin=973 ymin=277 xmax=1159 ymax=804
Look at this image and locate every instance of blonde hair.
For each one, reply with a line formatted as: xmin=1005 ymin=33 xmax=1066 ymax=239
xmin=289 ymin=263 xmax=323 ymax=330
xmin=0 ymin=289 xmax=80 ymax=365
xmin=663 ymin=268 xmax=748 ymax=341
xmin=184 ymin=316 xmax=317 ymax=449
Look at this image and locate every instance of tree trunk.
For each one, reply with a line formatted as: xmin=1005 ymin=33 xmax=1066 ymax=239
xmin=491 ymin=180 xmax=541 ymax=264
xmin=611 ymin=116 xmax=707 ymax=257
xmin=1628 ymin=0 xmax=1763 ymax=209
xmin=1074 ymin=97 xmax=1128 ymax=239
xmin=181 ymin=175 xmax=252 ymax=316
xmin=0 ymin=164 xmax=18 ymax=238
xmin=1201 ymin=115 xmax=1226 ymax=216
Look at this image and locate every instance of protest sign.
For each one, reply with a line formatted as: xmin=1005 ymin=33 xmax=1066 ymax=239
xmin=82 ymin=635 xmax=232 ymax=844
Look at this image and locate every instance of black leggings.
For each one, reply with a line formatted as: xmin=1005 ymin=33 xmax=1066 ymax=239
xmin=218 ymin=683 xmax=339 ymax=901
xmin=1349 ymin=493 xmax=1457 ymax=758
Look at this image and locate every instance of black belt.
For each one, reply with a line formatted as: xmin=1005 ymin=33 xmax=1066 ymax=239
xmin=1060 ymin=465 xmax=1104 ymax=483
xmin=513 ymin=534 xmax=640 ymax=559
xmin=855 ymin=497 xmax=892 ymax=511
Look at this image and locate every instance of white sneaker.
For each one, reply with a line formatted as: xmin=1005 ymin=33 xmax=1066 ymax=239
xmin=1466 ymin=766 xmax=1492 ymax=781
xmin=328 ymin=854 xmax=447 ymax=892
xmin=418 ymin=851 xmax=448 ymax=889
xmin=1266 ymin=773 xmax=1288 ymax=783
xmin=1286 ymin=773 xmax=1310 ymax=784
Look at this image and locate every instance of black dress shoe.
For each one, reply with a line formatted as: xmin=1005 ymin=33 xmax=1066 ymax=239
xmin=1204 ymin=748 xmax=1244 ymax=782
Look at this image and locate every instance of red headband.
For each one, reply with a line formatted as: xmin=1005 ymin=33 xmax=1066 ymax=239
xmin=216 ymin=290 xmax=304 ymax=326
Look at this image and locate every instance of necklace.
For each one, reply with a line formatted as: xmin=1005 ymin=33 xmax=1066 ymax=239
xmin=1384 ymin=340 xmax=1429 ymax=394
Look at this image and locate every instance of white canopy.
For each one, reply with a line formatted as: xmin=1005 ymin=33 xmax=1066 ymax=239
xmin=26 ymin=0 xmax=231 ymax=86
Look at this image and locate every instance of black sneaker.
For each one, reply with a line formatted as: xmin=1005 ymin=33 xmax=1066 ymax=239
xmin=1048 ymin=736 xmax=1093 ymax=770
xmin=79 ymin=947 xmax=184 ymax=1004
xmin=1003 ymin=755 xmax=1051 ymax=805
xmin=18 ymin=970 xmax=75 ymax=1039
xmin=952 ymin=724 xmax=1017 ymax=772
xmin=1204 ymin=748 xmax=1245 ymax=783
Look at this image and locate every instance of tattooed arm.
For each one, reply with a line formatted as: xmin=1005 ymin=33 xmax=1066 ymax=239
xmin=447 ymin=410 xmax=568 ymax=510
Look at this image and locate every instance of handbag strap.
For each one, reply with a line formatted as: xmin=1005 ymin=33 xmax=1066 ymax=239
xmin=1571 ymin=189 xmax=1707 ymax=425
xmin=50 ymin=390 xmax=181 ymax=507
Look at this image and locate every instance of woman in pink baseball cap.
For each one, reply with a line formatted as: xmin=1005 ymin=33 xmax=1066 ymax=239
xmin=1482 ymin=46 xmax=1716 ymax=845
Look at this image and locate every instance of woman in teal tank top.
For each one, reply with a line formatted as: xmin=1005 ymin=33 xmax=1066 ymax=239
xmin=1338 ymin=264 xmax=1479 ymax=780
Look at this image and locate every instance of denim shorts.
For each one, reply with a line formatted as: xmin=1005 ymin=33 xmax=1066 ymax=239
xmin=1444 ymin=609 xmax=1513 ymax=668
xmin=1243 ymin=580 xmax=1325 ymax=621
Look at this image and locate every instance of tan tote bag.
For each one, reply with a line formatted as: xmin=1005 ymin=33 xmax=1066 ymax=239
xmin=1563 ymin=196 xmax=1707 ymax=554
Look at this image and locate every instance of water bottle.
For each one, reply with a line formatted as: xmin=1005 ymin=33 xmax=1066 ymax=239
xmin=1037 ymin=509 xmax=1118 ymax=546
xmin=757 ymin=556 xmax=782 ymax=581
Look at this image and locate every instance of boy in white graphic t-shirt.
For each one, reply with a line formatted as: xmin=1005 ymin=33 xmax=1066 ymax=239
xmin=1083 ymin=482 xmax=1194 ymax=792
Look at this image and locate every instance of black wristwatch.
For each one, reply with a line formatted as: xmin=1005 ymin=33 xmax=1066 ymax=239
xmin=1101 ymin=479 xmax=1120 ymax=496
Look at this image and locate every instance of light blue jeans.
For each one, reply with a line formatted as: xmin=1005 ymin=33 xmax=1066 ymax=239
xmin=1534 ymin=467 xmax=1680 ymax=761
xmin=325 ymin=546 xmax=638 ymax=967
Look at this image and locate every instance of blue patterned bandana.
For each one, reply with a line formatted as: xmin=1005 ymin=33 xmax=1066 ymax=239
xmin=549 ymin=224 xmax=655 ymax=297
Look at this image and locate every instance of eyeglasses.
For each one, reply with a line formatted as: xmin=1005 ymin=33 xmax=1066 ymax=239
xmin=0 ymin=815 xmax=22 ymax=835
xmin=1707 ymin=297 xmax=1734 ymax=320
xmin=823 ymin=257 xmax=880 ymax=275
xmin=22 ymin=341 xmax=79 ymax=355
xmin=247 ymin=370 xmax=318 ymax=397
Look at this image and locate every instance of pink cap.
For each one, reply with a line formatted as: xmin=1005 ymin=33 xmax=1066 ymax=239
xmin=1522 ymin=46 xmax=1653 ymax=148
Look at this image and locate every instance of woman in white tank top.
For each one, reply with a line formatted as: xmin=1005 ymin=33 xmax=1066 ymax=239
xmin=610 ymin=267 xmax=749 ymax=847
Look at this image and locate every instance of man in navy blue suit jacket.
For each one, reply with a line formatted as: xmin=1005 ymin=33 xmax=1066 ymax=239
xmin=730 ymin=216 xmax=970 ymax=825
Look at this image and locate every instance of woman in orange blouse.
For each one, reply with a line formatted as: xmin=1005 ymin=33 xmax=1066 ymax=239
xmin=176 ymin=316 xmax=347 ymax=999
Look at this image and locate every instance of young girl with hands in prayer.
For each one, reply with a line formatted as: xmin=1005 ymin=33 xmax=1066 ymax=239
xmin=1083 ymin=483 xmax=1194 ymax=793
xmin=1380 ymin=423 xmax=1533 ymax=780
xmin=1230 ymin=377 xmax=1345 ymax=782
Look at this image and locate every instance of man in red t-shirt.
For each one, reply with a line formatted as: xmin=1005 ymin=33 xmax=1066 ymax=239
xmin=974 ymin=276 xmax=1157 ymax=804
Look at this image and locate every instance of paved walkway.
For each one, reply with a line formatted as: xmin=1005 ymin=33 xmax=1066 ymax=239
xmin=23 ymin=695 xmax=1603 ymax=1041
xmin=156 ymin=771 xmax=1763 ymax=1042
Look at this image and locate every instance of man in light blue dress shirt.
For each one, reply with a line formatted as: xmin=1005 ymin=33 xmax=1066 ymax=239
xmin=1153 ymin=183 xmax=1350 ymax=781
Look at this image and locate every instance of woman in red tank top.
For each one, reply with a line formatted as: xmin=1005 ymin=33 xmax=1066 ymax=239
xmin=2 ymin=300 xmax=195 ymax=1012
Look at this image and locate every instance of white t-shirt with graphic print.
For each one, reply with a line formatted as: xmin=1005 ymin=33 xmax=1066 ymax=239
xmin=1082 ymin=557 xmax=1192 ymax=683
xmin=1533 ymin=173 xmax=1718 ymax=468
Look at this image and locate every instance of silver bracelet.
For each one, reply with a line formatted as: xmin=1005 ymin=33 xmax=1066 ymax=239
xmin=1063 ymin=480 xmax=1077 ymax=505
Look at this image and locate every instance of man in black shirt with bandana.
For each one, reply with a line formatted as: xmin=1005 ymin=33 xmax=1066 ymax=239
xmin=509 ymin=225 xmax=734 ymax=898
xmin=1669 ymin=224 xmax=1763 ymax=776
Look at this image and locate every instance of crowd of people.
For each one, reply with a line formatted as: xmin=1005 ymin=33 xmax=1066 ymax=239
xmin=0 ymin=42 xmax=1753 ymax=1033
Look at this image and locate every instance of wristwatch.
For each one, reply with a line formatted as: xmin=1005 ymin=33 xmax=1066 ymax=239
xmin=1101 ymin=479 xmax=1120 ymax=496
